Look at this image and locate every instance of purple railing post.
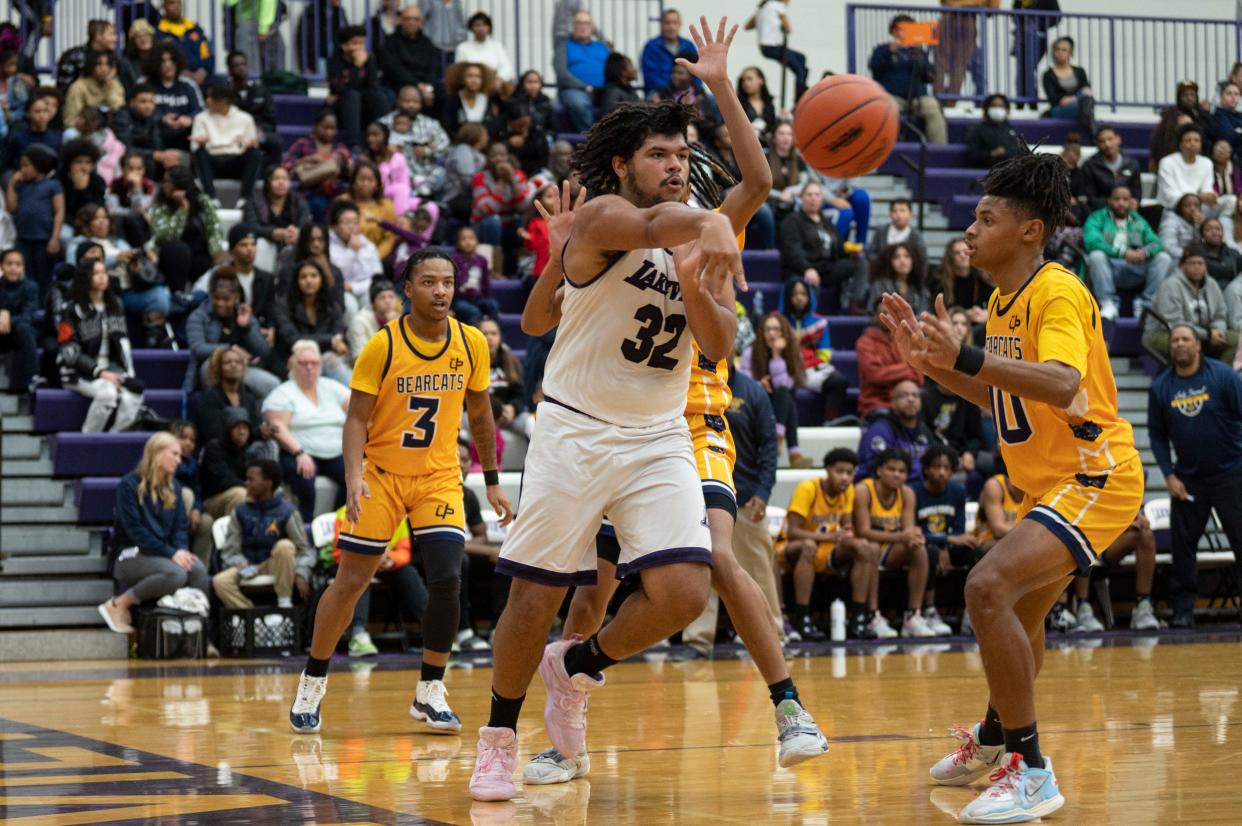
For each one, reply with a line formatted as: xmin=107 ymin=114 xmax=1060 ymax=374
xmin=1108 ymin=18 xmax=1117 ymax=113
xmin=978 ymin=8 xmax=989 ymax=105
xmin=512 ymin=0 xmax=522 ymax=80
xmin=846 ymin=4 xmax=857 ymax=75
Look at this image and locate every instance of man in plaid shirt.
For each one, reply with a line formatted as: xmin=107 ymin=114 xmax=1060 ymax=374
xmin=380 ymin=85 xmax=450 ymax=197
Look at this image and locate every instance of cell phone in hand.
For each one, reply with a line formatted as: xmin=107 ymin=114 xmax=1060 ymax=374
xmin=240 ymin=565 xmax=258 ymax=579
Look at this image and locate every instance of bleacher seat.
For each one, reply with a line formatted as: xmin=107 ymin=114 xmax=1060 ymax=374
xmin=76 ymin=477 xmax=120 ymax=523
xmin=131 ymin=349 xmax=192 ymax=390
xmin=741 ymin=250 xmax=781 ymax=283
xmin=493 ymin=280 xmax=526 ymax=314
xmin=53 ymin=433 xmax=149 ymax=477
xmin=34 ymin=389 xmax=183 ymax=433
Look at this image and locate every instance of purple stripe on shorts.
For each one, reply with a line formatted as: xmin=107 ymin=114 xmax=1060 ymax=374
xmin=614 ymin=547 xmax=713 ymax=579
xmin=495 ymin=558 xmax=599 ymax=587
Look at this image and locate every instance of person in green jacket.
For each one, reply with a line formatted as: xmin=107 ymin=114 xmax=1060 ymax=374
xmin=227 ymin=0 xmax=287 ymax=75
xmin=1084 ymin=184 xmax=1173 ymax=320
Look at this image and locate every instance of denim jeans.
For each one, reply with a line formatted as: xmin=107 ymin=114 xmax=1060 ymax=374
xmin=122 ymin=286 xmax=172 ymax=316
xmin=1086 ymin=250 xmax=1172 ymax=308
xmin=831 ymin=188 xmax=872 ymax=245
xmin=759 ymin=44 xmax=809 ymax=101
xmin=558 ymin=88 xmax=595 ymax=132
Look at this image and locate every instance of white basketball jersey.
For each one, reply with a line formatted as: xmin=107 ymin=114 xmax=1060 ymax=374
xmin=541 ymin=246 xmax=692 ymax=427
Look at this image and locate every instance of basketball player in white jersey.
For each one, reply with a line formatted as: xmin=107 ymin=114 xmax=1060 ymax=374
xmin=468 ymin=18 xmax=757 ymax=803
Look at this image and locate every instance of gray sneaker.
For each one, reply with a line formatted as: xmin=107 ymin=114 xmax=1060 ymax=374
xmin=775 ymin=699 xmax=829 ymax=768
xmin=1131 ymin=599 xmax=1160 ymax=630
xmin=523 ymin=748 xmax=591 ymax=784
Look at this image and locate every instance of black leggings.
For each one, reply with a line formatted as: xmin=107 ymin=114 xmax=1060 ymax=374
xmin=769 ymin=386 xmax=800 ymax=449
xmin=413 ymin=539 xmax=465 ymax=656
xmin=278 ymin=451 xmax=347 ymax=522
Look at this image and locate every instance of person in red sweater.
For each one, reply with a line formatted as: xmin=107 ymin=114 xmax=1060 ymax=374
xmin=518 ymin=183 xmax=558 ymax=279
xmin=856 ymin=299 xmax=923 ymax=417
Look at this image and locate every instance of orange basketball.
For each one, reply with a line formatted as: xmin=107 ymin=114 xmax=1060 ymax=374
xmin=793 ymin=74 xmax=899 ymax=179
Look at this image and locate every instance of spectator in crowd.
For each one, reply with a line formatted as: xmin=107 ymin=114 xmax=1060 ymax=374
xmin=1157 ymin=124 xmax=1215 ymax=211
xmin=58 ymin=258 xmax=144 ymax=432
xmin=149 ymin=164 xmax=224 ymax=290
xmin=441 ymin=61 xmax=498 ymax=136
xmin=869 ymin=14 xmax=947 ymax=145
xmin=780 ymin=277 xmax=849 ymax=423
xmin=186 ymin=268 xmax=280 ymax=394
xmin=63 ymin=51 xmax=124 ymax=128
xmin=1042 ymin=36 xmax=1096 ymax=136
xmin=746 ymin=0 xmax=808 ymax=102
xmin=545 ymin=138 xmax=575 ymax=187
xmin=227 ymin=0 xmax=286 ymax=74
xmin=518 ymin=184 xmax=556 ymax=280
xmin=122 ymin=20 xmax=158 ymax=91
xmin=456 ymin=12 xmax=514 ymax=87
xmin=471 ymin=143 xmax=534 ymax=275
xmin=1074 ymin=125 xmax=1143 ymax=214
xmin=362 ymin=122 xmax=416 ymax=217
xmin=146 ymin=43 xmax=203 ymax=152
xmin=243 ymin=166 xmax=311 ymax=260
xmin=1209 ymin=140 xmax=1242 ymax=241
xmin=764 ymin=122 xmax=809 ymax=224
xmin=737 ymin=66 xmax=778 ymax=143
xmin=601 ymin=53 xmax=641 ymax=117
xmin=556 ymin=10 xmax=609 ymax=132
xmin=68 ymin=107 xmax=125 ymax=186
xmin=275 ymin=259 xmax=352 ymax=385
xmin=1145 ymin=243 xmax=1235 ymax=362
xmin=419 ymin=0 xmax=468 ymax=57
xmin=366 ymin=0 xmax=401 ymax=48
xmin=781 ymin=448 xmax=882 ymax=641
xmin=1066 ymin=514 xmax=1159 ymax=632
xmin=505 ymin=70 xmax=556 ymax=137
xmin=0 ymin=53 xmax=30 ymax=139
xmin=853 ymin=447 xmax=934 ymax=637
xmin=1158 ymin=193 xmax=1203 ymax=264
xmin=225 ymin=51 xmax=281 ymax=169
xmin=442 ymin=123 xmax=490 ymax=219
xmin=1012 ymin=0 xmax=1059 ymax=106
xmin=98 ymin=431 xmax=211 ymax=635
xmin=867 ymin=198 xmax=925 ymax=266
xmin=113 ymin=84 xmax=182 ymax=175
xmin=779 ymin=182 xmax=857 ymax=301
xmin=922 ymin=372 xmax=990 ymax=494
xmin=158 ymin=0 xmax=215 ymax=85
xmin=912 ymin=443 xmax=973 ymax=635
xmin=654 ymin=60 xmax=721 ymax=126
xmin=327 ymin=200 xmax=382 ymax=314
xmin=347 ymin=160 xmax=399 ymax=261
xmin=0 ymin=248 xmax=39 ymax=393
xmin=382 ymin=86 xmax=452 ymax=197
xmin=642 ymin=9 xmax=696 ymax=97
xmin=214 ymin=458 xmax=316 ymax=609
xmin=934 ymin=238 xmax=990 ymax=325
xmin=210 ymin=225 xmax=278 ymax=330
xmin=60 ymin=140 xmax=106 ymax=233
xmin=1 ymin=92 xmax=61 ymax=175
xmin=856 ymin=378 xmax=935 ymax=480
xmin=55 ymin=19 xmax=121 ymax=91
xmin=477 ymin=315 xmax=527 ymax=440
xmin=1208 ymin=81 xmax=1242 ymax=156
xmin=263 ymin=339 xmax=350 ymax=522
xmin=867 ymin=241 xmax=929 ymax=318
xmin=1201 ymin=218 xmax=1242 ymax=287
xmin=1150 ymin=80 xmax=1210 ymax=172
xmin=281 ymin=110 xmax=352 ymax=223
xmin=328 ymin=26 xmax=389 ymax=152
xmin=196 ymin=346 xmax=264 ymax=447
xmin=1084 ymin=185 xmax=1172 ymax=320
xmin=296 ymin=0 xmax=349 ymax=76
xmin=974 ymin=460 xmax=1020 ymax=559
xmin=966 ymin=93 xmax=1024 ymax=168
xmin=857 ymin=298 xmax=923 ymax=418
xmin=741 ymin=312 xmax=812 ymax=468
xmin=347 ymin=279 xmax=401 ymax=361
xmin=190 ymin=84 xmax=262 ymax=206
xmin=1149 ymin=324 xmax=1242 ymax=627
xmin=67 ymin=203 xmax=130 ymax=267
xmin=4 ymin=145 xmax=62 ymax=297
xmin=450 ymin=226 xmax=498 ymax=322
xmin=379 ymin=3 xmax=442 ymax=103
xmin=276 ymin=224 xmax=347 ymax=309
xmin=932 ymin=0 xmax=991 ymax=101
xmin=168 ymin=420 xmax=214 ymax=563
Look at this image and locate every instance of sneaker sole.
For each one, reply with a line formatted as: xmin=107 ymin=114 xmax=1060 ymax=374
xmin=468 ymin=782 xmax=518 ymax=802
xmin=958 ymin=792 xmax=1065 ymax=823
xmin=290 ymin=718 xmax=321 ymax=734
xmin=409 ymin=706 xmax=462 ymax=733
xmin=778 ymin=735 xmax=829 ymax=768
xmin=523 ymin=758 xmax=591 ymax=785
xmin=97 ymin=604 xmax=133 ymax=635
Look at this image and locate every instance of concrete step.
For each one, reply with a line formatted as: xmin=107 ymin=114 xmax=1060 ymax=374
xmin=1115 ymin=373 xmax=1151 ymax=391
xmin=1 ymin=434 xmax=44 ymax=459
xmin=0 ymin=605 xmax=106 ymax=628
xmin=0 ymin=478 xmax=68 ymax=505
xmin=1 ymin=414 xmax=33 ymax=432
xmin=0 ymin=628 xmax=127 ymax=660
xmin=1117 ymin=390 xmax=1149 ymax=410
xmin=0 ymin=527 xmax=95 ymax=555
xmin=0 ymin=555 xmax=108 ymax=576
xmin=0 ymin=487 xmax=76 ymax=523
xmin=0 ymin=579 xmax=113 ymax=607
xmin=1 ymin=457 xmax=55 ymax=476
xmin=0 ymin=394 xmax=21 ymax=415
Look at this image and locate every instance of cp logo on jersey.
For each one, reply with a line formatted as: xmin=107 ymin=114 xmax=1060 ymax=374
xmin=449 ymin=357 xmax=464 ymax=371
xmin=435 ymin=504 xmax=456 ymax=519
xmin=1008 ymin=316 xmax=1022 ymax=331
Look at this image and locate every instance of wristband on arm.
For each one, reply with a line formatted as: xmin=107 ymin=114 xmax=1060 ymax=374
xmin=483 ymin=469 xmax=500 ymax=486
xmin=953 ymin=344 xmax=986 ymax=376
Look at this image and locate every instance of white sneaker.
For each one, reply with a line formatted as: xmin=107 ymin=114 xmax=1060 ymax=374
xmin=289 ymin=672 xmax=328 ymax=733
xmin=410 ymin=680 xmax=462 ymax=732
xmin=456 ymin=629 xmax=492 ymax=652
xmin=775 ymin=698 xmax=829 ymax=767
xmin=523 ymin=748 xmax=591 ymax=784
xmin=958 ymin=753 xmax=1065 ymax=824
xmin=869 ymin=614 xmax=898 ymax=640
xmin=1073 ymin=602 xmax=1104 ymax=633
xmin=1048 ymin=605 xmax=1077 ymax=633
xmin=961 ymin=608 xmax=974 ymax=637
xmin=922 ymin=606 xmax=953 ymax=635
xmin=902 ymin=612 xmax=937 ymax=638
xmin=1131 ymin=599 xmax=1160 ymax=631
xmin=929 ymin=722 xmax=1005 ymax=786
xmin=1099 ymin=300 xmax=1118 ymax=321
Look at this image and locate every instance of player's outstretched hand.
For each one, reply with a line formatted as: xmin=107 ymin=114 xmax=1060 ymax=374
xmin=678 ymin=17 xmax=738 ymax=88
xmin=488 ymin=486 xmax=515 ymax=527
xmin=694 ymin=212 xmax=746 ymax=297
xmin=917 ymin=293 xmax=965 ymax=370
xmin=345 ymin=476 xmax=371 ymax=524
xmin=535 ymin=180 xmax=586 ymax=270
xmin=878 ymin=292 xmax=932 ymax=372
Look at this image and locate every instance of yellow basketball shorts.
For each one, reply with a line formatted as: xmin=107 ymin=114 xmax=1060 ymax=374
xmin=688 ymin=413 xmax=737 ymax=514
xmin=1020 ymin=454 xmax=1145 ymax=574
xmin=337 ymin=464 xmax=466 ymax=555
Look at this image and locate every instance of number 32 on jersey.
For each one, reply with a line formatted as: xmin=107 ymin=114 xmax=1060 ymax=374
xmin=621 ymin=304 xmax=686 ymax=370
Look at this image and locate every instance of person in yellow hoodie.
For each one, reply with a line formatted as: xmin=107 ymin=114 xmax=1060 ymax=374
xmin=158 ymin=0 xmax=215 ymax=85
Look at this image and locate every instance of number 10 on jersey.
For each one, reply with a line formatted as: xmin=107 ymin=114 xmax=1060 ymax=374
xmin=989 ymin=386 xmax=1033 ymax=445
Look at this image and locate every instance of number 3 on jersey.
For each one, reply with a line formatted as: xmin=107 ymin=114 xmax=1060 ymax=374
xmin=989 ymin=386 xmax=1033 ymax=445
xmin=402 ymin=396 xmax=439 ymax=449
xmin=621 ymin=304 xmax=686 ymax=370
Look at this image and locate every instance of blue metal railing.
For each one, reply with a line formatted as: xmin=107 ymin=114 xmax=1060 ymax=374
xmin=17 ymin=0 xmax=664 ymax=85
xmin=846 ymin=3 xmax=1241 ymax=111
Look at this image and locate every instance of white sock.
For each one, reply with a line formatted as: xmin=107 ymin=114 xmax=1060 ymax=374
xmin=277 ymin=597 xmax=293 ymax=608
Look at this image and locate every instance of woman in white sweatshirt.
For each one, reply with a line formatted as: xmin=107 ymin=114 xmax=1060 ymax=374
xmin=1157 ymin=123 xmax=1216 ymax=212
xmin=454 ymin=12 xmax=514 ymax=89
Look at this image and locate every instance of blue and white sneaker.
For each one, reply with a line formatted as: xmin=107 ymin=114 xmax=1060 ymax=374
xmin=410 ymin=679 xmax=462 ymax=733
xmin=958 ymin=753 xmax=1065 ymax=824
xmin=775 ymin=698 xmax=829 ymax=767
xmin=523 ymin=747 xmax=592 ymax=784
xmin=289 ymin=671 xmax=327 ymax=733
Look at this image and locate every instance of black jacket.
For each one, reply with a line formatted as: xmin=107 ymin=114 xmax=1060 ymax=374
xmin=779 ymin=210 xmax=843 ymax=277
xmin=233 ymin=78 xmax=278 ymax=133
xmin=112 ymin=106 xmax=164 ymax=162
xmin=0 ymin=276 xmax=39 ymax=328
xmin=1203 ymin=243 xmax=1242 ymax=288
xmin=196 ymin=385 xmax=263 ymax=447
xmin=724 ymin=370 xmax=778 ymax=505
xmin=242 ymin=191 xmax=312 ymax=244
xmin=1075 ymin=151 xmax=1143 ymax=213
xmin=273 ymin=296 xmax=346 ymax=365
xmin=200 ymin=407 xmax=253 ymax=498
xmin=64 ymin=173 xmax=108 ymax=224
xmin=965 ymin=120 xmax=1026 ymax=168
xmin=1041 ymin=65 xmax=1089 ymax=108
xmin=57 ymin=297 xmax=135 ymax=386
xmin=921 ymin=381 xmax=986 ymax=457
xmin=378 ymin=31 xmax=443 ymax=91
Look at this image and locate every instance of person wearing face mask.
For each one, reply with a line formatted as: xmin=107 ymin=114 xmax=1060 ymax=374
xmin=965 ymin=94 xmax=1025 ymax=168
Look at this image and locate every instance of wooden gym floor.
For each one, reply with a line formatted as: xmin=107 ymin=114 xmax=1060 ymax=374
xmin=2 ymin=633 xmax=1241 ymax=825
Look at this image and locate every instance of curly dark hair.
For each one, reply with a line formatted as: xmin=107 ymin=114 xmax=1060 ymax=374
xmin=980 ymin=151 xmax=1071 ymax=242
xmin=873 ymin=241 xmax=927 ymax=292
xmin=572 ymin=99 xmax=696 ymax=197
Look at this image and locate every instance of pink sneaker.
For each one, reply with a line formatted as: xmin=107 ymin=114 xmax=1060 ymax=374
xmin=469 ymin=726 xmax=519 ymax=801
xmin=538 ymin=639 xmax=604 ymax=757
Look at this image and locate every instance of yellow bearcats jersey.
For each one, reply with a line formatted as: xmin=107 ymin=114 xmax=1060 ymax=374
xmin=787 ymin=478 xmax=854 ymax=533
xmin=976 ymin=474 xmax=1023 ymax=542
xmin=351 ymin=316 xmax=490 ymax=476
xmin=862 ymin=478 xmax=903 ymax=532
xmin=684 ymin=341 xmax=731 ymax=417
xmin=984 ymin=262 xmax=1139 ymax=497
